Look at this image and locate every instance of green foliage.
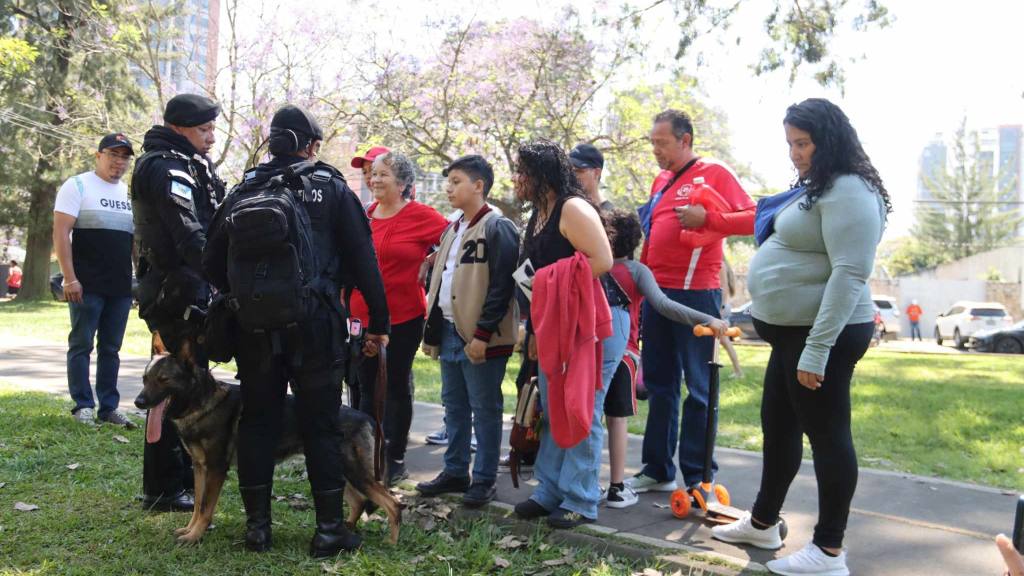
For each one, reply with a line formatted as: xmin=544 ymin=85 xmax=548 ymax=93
xmin=913 ymin=119 xmax=1024 ymax=262
xmin=0 ymin=37 xmax=38 ymax=77
xmin=879 ymin=236 xmax=951 ymax=277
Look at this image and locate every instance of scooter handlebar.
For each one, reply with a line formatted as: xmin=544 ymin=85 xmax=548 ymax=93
xmin=693 ymin=325 xmax=741 ymax=338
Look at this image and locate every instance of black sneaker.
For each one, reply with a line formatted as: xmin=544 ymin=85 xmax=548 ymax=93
xmin=462 ymin=482 xmax=496 ymax=508
xmin=513 ymin=499 xmax=550 ymax=519
xmin=416 ymin=472 xmax=471 ymax=496
xmin=546 ymin=507 xmax=595 ymax=529
xmin=99 ymin=410 xmax=138 ymax=430
xmin=142 ymin=490 xmax=194 ymax=512
xmin=386 ymin=460 xmax=409 ymax=487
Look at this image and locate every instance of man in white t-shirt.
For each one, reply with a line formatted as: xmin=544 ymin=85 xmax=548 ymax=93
xmin=53 ymin=133 xmax=137 ymax=428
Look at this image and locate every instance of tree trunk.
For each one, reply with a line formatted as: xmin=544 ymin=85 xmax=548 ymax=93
xmin=17 ymin=167 xmax=59 ymax=301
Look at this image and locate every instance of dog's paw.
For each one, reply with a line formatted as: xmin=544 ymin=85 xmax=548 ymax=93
xmin=175 ymin=531 xmax=203 ymax=546
xmin=174 ymin=526 xmax=191 ymax=536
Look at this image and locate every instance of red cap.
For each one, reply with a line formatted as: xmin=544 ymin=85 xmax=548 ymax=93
xmin=350 ymin=145 xmax=390 ymax=168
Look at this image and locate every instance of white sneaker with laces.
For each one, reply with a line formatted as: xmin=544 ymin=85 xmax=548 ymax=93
xmin=425 ymin=426 xmax=448 ymax=445
xmin=765 ymin=542 xmax=849 ymax=576
xmin=605 ymin=484 xmax=639 ymax=509
xmin=625 ymin=472 xmax=678 ymax=493
xmin=710 ymin=512 xmax=784 ymax=550
xmin=74 ymin=407 xmax=95 ymax=425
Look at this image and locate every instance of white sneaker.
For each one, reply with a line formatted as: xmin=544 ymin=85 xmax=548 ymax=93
xmin=710 ymin=512 xmax=784 ymax=550
xmin=73 ymin=407 xmax=95 ymax=425
xmin=766 ymin=542 xmax=849 ymax=576
xmin=606 ymin=484 xmax=639 ymax=509
xmin=425 ymin=426 xmax=448 ymax=445
xmin=625 ymin=472 xmax=678 ymax=493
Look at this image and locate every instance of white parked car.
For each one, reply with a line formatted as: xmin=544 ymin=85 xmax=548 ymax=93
xmin=871 ymin=295 xmax=901 ymax=340
xmin=934 ymin=301 xmax=1014 ymax=349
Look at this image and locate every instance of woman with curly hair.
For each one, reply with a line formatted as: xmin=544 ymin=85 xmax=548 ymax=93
xmin=510 ymin=140 xmax=626 ymax=529
xmin=710 ymin=98 xmax=890 ymax=576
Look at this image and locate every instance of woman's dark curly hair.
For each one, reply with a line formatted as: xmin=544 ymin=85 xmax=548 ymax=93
xmin=517 ymin=140 xmax=589 ymax=236
xmin=784 ymin=98 xmax=892 ymax=215
xmin=604 ymin=209 xmax=643 ymax=259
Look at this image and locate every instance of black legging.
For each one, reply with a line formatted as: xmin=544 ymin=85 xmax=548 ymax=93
xmin=750 ymin=319 xmax=874 ymax=549
xmin=356 ymin=316 xmax=424 ymax=462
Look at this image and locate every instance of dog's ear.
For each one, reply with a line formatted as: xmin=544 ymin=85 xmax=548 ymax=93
xmin=178 ymin=337 xmax=196 ymax=368
xmin=151 ymin=332 xmax=168 ymax=357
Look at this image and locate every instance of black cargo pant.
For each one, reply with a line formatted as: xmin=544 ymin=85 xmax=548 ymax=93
xmin=142 ymin=321 xmax=198 ymax=499
xmin=235 ymin=316 xmax=345 ymax=492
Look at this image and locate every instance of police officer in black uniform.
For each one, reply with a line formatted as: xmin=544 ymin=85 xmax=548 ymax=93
xmin=203 ymin=104 xmax=390 ymax=556
xmin=132 ymin=94 xmax=225 ymax=512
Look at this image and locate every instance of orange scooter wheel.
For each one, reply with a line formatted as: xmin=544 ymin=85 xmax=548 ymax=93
xmin=670 ymin=489 xmax=691 ymax=519
xmin=714 ymin=484 xmax=731 ymax=507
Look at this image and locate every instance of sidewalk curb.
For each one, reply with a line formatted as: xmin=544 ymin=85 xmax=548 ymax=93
xmin=434 ymin=493 xmax=768 ymax=575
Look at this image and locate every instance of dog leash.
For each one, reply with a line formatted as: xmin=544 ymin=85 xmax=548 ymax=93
xmin=373 ymin=345 xmax=388 ymax=482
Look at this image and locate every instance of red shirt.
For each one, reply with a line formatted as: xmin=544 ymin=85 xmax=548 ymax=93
xmin=349 ymin=201 xmax=448 ymax=326
xmin=640 ymin=158 xmax=754 ymax=290
xmin=7 ymin=265 xmax=21 ymax=289
xmin=906 ymin=304 xmax=922 ymax=322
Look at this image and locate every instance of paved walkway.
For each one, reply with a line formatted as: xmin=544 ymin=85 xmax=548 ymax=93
xmin=0 ymin=336 xmax=1013 ymax=574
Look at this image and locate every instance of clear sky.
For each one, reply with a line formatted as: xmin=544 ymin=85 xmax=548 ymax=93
xmin=265 ymin=0 xmax=1024 ymax=238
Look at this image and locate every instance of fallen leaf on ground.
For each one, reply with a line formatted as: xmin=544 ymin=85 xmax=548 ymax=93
xmin=542 ymin=559 xmax=567 ymax=567
xmin=320 ymin=562 xmax=341 ymax=574
xmin=494 ymin=556 xmax=511 ymax=569
xmin=652 ymin=502 xmax=669 ymax=509
xmin=113 ymin=435 xmax=129 ymax=444
xmin=538 ymin=543 xmax=550 ymax=551
xmin=417 ymin=517 xmax=436 ymax=531
xmin=0 ymin=482 xmax=6 ymax=490
xmin=66 ymin=463 xmax=81 ymax=470
xmin=14 ymin=502 xmax=39 ymax=512
xmin=290 ymin=493 xmax=306 ymax=500
xmin=497 ymin=535 xmax=524 ymax=549
xmin=642 ymin=569 xmax=664 ymax=576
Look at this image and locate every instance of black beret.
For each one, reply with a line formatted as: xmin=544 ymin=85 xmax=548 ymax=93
xmin=270 ymin=105 xmax=323 ymax=140
xmin=163 ymin=93 xmax=220 ymax=127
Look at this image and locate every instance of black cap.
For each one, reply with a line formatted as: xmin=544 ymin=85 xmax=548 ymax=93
xmin=569 ymin=143 xmax=604 ymax=169
xmin=270 ymin=105 xmax=323 ymax=140
xmin=163 ymin=93 xmax=220 ymax=127
xmin=97 ymin=133 xmax=134 ymax=155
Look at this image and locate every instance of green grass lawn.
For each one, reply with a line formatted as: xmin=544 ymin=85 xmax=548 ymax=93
xmin=5 ymin=299 xmax=1024 ymax=490
xmin=0 ymin=383 xmax=655 ymax=575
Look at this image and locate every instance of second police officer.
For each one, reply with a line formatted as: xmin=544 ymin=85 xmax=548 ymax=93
xmin=132 ymin=93 xmax=225 ymax=512
xmin=203 ymin=104 xmax=390 ymax=556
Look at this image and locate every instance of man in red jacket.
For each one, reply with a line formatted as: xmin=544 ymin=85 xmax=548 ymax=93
xmin=631 ymin=109 xmax=755 ymax=498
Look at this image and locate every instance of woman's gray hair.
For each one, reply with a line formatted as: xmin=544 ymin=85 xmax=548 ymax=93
xmin=374 ymin=151 xmax=417 ymax=198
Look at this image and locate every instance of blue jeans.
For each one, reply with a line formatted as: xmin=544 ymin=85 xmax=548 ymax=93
xmin=439 ymin=321 xmax=508 ymax=485
xmin=530 ymin=305 xmax=629 ymax=519
xmin=640 ymin=288 xmax=721 ymax=487
xmin=67 ymin=293 xmax=132 ymax=416
xmin=910 ymin=321 xmax=921 ymax=341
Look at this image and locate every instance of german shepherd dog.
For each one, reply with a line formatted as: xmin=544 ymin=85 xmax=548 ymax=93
xmin=134 ymin=339 xmax=401 ymax=546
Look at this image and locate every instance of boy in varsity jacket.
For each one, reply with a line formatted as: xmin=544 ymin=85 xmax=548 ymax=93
xmin=418 ymin=155 xmax=519 ymax=507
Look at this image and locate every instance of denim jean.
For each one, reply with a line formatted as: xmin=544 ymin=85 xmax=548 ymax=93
xmin=529 ymin=305 xmax=629 ymax=519
xmin=439 ymin=320 xmax=508 ymax=485
xmin=639 ymin=288 xmax=721 ymax=487
xmin=67 ymin=292 xmax=132 ymax=416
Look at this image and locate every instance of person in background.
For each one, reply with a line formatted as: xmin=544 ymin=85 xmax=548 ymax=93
xmin=53 ymin=133 xmax=137 ymax=429
xmin=710 ymin=98 xmax=890 ymax=576
xmin=350 ymin=145 xmax=390 ymax=205
xmin=719 ymin=257 xmax=744 ymax=379
xmin=602 ymin=209 xmax=727 ymax=508
xmin=906 ymin=299 xmax=923 ymax=341
xmin=349 ymin=151 xmax=448 ymax=486
xmin=6 ymin=260 xmax=21 ymax=296
xmin=569 ymin=143 xmax=612 ymax=210
xmin=417 ymin=155 xmax=519 ymax=508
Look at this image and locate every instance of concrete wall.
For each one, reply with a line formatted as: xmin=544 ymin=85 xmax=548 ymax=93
xmin=931 ymin=243 xmax=1024 ymax=283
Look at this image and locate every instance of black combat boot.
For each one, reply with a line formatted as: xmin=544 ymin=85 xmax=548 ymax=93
xmin=239 ymin=484 xmax=273 ymax=552
xmin=309 ymin=488 xmax=362 ymax=557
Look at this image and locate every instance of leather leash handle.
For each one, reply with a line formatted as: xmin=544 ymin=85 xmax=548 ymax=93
xmin=373 ymin=345 xmax=388 ymax=482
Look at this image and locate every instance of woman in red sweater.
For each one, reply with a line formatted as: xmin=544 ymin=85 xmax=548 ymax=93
xmin=349 ymin=151 xmax=447 ymax=485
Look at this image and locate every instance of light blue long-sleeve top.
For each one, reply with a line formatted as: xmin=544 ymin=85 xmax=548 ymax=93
xmin=747 ymin=174 xmax=886 ymax=375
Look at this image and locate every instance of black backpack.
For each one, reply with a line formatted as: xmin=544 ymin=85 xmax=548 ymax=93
xmin=225 ymin=162 xmax=320 ymax=332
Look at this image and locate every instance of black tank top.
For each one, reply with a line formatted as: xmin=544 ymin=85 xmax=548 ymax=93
xmin=524 ymin=196 xmax=576 ymax=271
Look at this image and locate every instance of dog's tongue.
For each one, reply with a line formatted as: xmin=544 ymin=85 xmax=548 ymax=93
xmin=146 ymin=398 xmax=168 ymax=444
